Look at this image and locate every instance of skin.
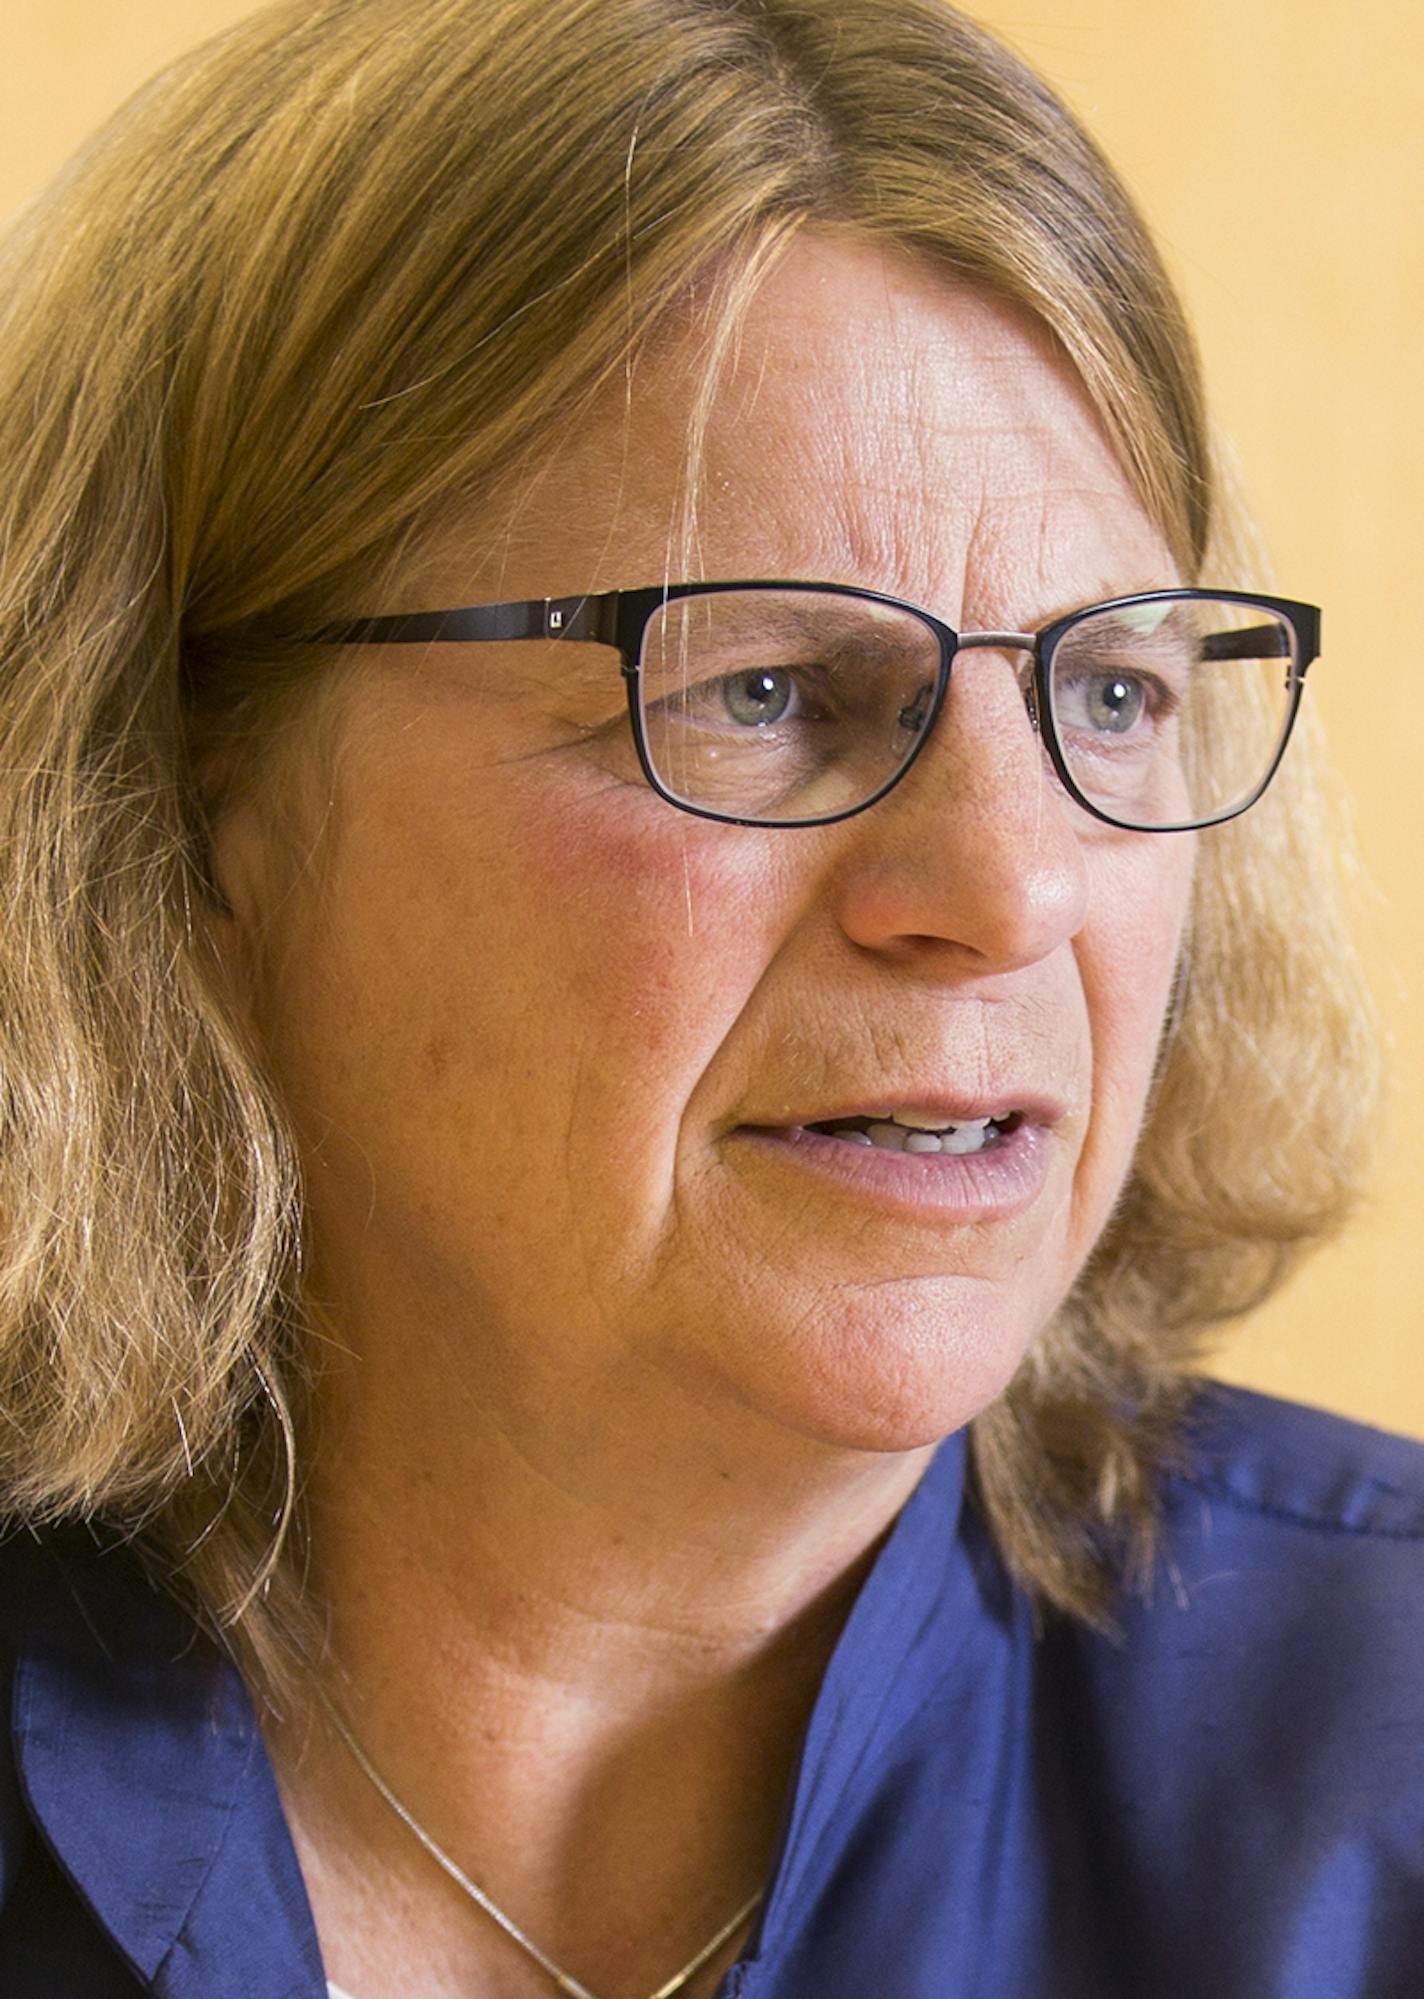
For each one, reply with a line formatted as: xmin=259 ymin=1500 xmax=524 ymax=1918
xmin=213 ymin=233 xmax=1195 ymax=1998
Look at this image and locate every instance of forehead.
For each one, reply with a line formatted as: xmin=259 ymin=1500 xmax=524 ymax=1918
xmin=419 ymin=232 xmax=1173 ymax=624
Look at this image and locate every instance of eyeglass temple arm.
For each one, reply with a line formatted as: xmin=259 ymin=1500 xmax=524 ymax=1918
xmin=307 ymin=594 xmax=1318 ymax=672
xmin=1198 ymin=615 xmax=1318 ymax=671
xmin=308 ymin=595 xmax=618 ymax=647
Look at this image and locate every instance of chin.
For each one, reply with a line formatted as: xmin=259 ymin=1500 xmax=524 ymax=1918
xmin=721 ymin=1281 xmax=1039 ymax=1456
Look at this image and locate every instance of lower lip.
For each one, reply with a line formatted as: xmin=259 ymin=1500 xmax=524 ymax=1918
xmin=728 ymin=1121 xmax=1052 ymax=1221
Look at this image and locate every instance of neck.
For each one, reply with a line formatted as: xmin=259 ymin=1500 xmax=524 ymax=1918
xmin=301 ymin=1271 xmax=939 ymax=1681
xmin=271 ymin=1323 xmax=936 ymax=1998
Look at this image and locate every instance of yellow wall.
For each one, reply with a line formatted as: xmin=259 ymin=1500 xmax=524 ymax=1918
xmin=4 ymin=2 xmax=1419 ymax=1435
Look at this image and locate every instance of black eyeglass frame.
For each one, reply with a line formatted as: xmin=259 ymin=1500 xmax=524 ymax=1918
xmin=311 ymin=582 xmax=1320 ymax=833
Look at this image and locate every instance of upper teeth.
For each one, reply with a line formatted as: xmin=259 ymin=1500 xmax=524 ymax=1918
xmin=890 ymin=1109 xmax=992 ymax=1132
xmin=820 ymin=1112 xmax=1003 ymax=1157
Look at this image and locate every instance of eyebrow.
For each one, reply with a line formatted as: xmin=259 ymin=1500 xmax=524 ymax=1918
xmin=649 ymin=601 xmax=922 ymax=663
xmin=1064 ymin=608 xmax=1291 ymax=665
xmin=1059 ymin=609 xmax=1195 ymax=658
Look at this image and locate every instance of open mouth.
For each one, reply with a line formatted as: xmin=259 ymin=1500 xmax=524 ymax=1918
xmin=733 ymin=1105 xmax=1049 ymax=1218
xmin=799 ymin=1111 xmax=1022 ymax=1156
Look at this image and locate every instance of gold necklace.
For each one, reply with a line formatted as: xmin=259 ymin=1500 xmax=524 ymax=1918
xmin=323 ymin=1701 xmax=763 ymax=1999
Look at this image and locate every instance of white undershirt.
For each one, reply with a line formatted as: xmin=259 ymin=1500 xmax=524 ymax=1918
xmin=328 ymin=1986 xmax=357 ymax=1999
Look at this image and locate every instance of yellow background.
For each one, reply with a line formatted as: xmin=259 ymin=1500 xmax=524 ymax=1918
xmin=4 ymin=2 xmax=1419 ymax=1435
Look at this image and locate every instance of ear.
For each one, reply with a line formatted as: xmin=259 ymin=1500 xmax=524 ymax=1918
xmin=192 ymin=770 xmax=283 ymax=1028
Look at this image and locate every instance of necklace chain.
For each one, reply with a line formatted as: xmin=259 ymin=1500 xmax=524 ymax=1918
xmin=323 ymin=1699 xmax=763 ymax=1999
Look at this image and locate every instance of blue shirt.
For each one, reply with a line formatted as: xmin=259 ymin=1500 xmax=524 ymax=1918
xmin=3 ymin=1383 xmax=1423 ymax=1997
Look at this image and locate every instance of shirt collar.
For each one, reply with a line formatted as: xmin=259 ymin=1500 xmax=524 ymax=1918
xmin=748 ymin=1427 xmax=977 ymax=1953
xmin=12 ymin=1531 xmax=326 ymax=1998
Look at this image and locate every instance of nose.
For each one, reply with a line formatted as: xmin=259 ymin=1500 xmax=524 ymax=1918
xmin=827 ymin=649 xmax=1090 ymax=973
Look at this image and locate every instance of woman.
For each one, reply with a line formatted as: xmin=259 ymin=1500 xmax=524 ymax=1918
xmin=0 ymin=1 xmax=1418 ymax=1995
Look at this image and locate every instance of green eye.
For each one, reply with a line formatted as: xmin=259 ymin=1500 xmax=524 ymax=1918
xmin=721 ymin=669 xmax=796 ymax=727
xmin=1082 ymin=673 xmax=1146 ymax=734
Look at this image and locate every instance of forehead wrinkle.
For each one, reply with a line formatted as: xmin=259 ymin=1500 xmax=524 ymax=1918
xmin=653 ymin=274 xmax=1084 ymax=599
xmin=705 ymin=278 xmax=986 ymax=573
xmin=955 ymin=485 xmax=1177 ymax=635
xmin=783 ymin=364 xmax=1132 ymax=620
xmin=410 ymin=247 xmax=1172 ymax=624
xmin=783 ymin=397 xmax=988 ymax=606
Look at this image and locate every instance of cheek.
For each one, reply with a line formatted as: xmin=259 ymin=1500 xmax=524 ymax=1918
xmin=503 ymin=780 xmax=783 ymax=1072
xmin=259 ymin=769 xmax=797 ymax=1356
xmin=1075 ymin=834 xmax=1194 ymax=1212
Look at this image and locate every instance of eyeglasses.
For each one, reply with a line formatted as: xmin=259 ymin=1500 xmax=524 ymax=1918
xmin=312 ymin=581 xmax=1319 ymax=833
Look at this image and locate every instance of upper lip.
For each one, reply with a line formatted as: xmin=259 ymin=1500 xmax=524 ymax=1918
xmin=737 ymin=1091 xmax=1069 ymax=1131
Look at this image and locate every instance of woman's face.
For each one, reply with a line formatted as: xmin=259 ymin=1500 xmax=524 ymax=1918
xmin=217 ymin=235 xmax=1194 ymax=1461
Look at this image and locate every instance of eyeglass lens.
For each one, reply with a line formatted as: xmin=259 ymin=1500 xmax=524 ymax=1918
xmin=1046 ymin=596 xmax=1297 ymax=831
xmin=637 ymin=590 xmax=941 ymax=825
xmin=636 ymin=588 xmax=1297 ymax=830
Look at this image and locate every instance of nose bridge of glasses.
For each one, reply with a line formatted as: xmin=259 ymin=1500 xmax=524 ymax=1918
xmin=884 ymin=631 xmax=1047 ymax=825
xmin=947 ymin=630 xmax=1042 ymax=731
xmin=953 ymin=631 xmax=1039 ymax=654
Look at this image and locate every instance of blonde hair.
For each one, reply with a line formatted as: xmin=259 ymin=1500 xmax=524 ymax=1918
xmin=0 ymin=0 xmax=1378 ymax=1689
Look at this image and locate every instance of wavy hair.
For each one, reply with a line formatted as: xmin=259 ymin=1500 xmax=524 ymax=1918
xmin=0 ymin=0 xmax=1378 ymax=1692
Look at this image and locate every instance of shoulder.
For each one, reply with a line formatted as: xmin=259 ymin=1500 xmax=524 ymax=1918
xmin=1024 ymin=1388 xmax=1424 ymax=1984
xmin=0 ymin=1524 xmax=303 ymax=1997
xmin=0 ymin=1528 xmax=185 ymax=1972
xmin=1149 ymin=1381 xmax=1424 ymax=1660
xmin=0 ymin=1530 xmax=118 ymax=1866
xmin=0 ymin=1529 xmax=69 ymax=1859
xmin=1132 ymin=1380 xmax=1424 ymax=1671
xmin=1060 ymin=1382 xmax=1424 ymax=1805
xmin=0 ymin=1537 xmax=27 ymax=1908
xmin=1128 ymin=1382 xmax=1424 ymax=1707
xmin=0 ymin=1529 xmax=76 ymax=1954
xmin=1169 ymin=1378 xmax=1424 ymax=1542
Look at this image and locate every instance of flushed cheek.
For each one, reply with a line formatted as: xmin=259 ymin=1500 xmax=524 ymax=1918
xmin=508 ymin=782 xmax=786 ymax=1063
xmin=278 ymin=809 xmax=761 ymax=1356
xmin=437 ymin=785 xmax=789 ymax=1254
